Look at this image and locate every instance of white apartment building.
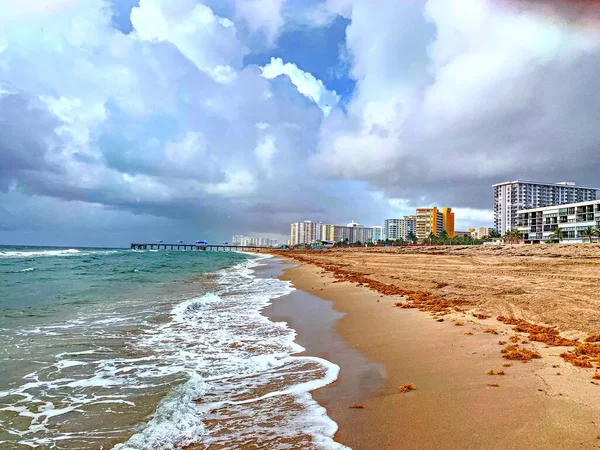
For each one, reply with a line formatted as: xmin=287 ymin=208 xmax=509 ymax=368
xmin=493 ymin=180 xmax=598 ymax=236
xmin=346 ymin=221 xmax=373 ymax=243
xmin=471 ymin=227 xmax=494 ymax=239
xmin=290 ymin=221 xmax=322 ymax=245
xmin=287 ymin=221 xmax=372 ymax=245
xmin=517 ymin=200 xmax=600 ymax=243
xmin=383 ymin=218 xmax=416 ymax=241
xmin=372 ymin=226 xmax=384 ymax=242
xmin=232 ymin=235 xmax=279 ymax=247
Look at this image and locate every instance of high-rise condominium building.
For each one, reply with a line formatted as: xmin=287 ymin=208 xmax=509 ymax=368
xmin=493 ymin=180 xmax=598 ymax=236
xmin=290 ymin=221 xmax=322 ymax=245
xmin=346 ymin=221 xmax=373 ymax=243
xmin=441 ymin=207 xmax=455 ymax=238
xmin=415 ymin=207 xmax=455 ymax=241
xmin=383 ymin=218 xmax=416 ymax=241
xmin=320 ymin=222 xmax=374 ymax=244
xmin=372 ymin=226 xmax=384 ymax=242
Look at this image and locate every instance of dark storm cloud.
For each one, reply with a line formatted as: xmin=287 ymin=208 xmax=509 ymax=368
xmin=0 ymin=93 xmax=64 ymax=191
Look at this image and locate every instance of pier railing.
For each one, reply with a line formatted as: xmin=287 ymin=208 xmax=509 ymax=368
xmin=130 ymin=243 xmax=271 ymax=251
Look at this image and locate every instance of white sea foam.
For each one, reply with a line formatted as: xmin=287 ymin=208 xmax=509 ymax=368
xmin=1 ymin=254 xmax=348 ymax=449
xmin=0 ymin=248 xmax=122 ymax=259
xmin=0 ymin=248 xmax=82 ymax=258
xmin=116 ymin=254 xmax=348 ymax=450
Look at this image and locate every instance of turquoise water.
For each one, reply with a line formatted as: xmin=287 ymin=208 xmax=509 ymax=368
xmin=0 ymin=246 xmax=248 ymax=330
xmin=0 ymin=246 xmax=345 ymax=449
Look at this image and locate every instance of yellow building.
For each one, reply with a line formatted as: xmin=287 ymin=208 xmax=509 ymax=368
xmin=415 ymin=206 xmax=455 ymax=241
xmin=442 ymin=207 xmax=455 ymax=238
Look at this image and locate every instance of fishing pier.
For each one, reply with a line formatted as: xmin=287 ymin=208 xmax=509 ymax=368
xmin=130 ymin=243 xmax=269 ymax=252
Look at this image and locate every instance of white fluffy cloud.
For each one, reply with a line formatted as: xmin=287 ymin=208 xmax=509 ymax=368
xmin=131 ymin=0 xmax=245 ymax=83
xmin=235 ymin=0 xmax=286 ymax=44
xmin=4 ymin=0 xmax=600 ymax=245
xmin=254 ymin=134 xmax=277 ymax=176
xmin=1 ymin=0 xmax=372 ymax=244
xmin=261 ymin=57 xmax=339 ymax=115
xmin=311 ymin=0 xmax=600 ymax=213
xmin=0 ymin=0 xmax=78 ymax=15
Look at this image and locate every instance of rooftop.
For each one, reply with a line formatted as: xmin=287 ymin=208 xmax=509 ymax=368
xmin=492 ymin=180 xmax=599 ymax=190
xmin=516 ymin=199 xmax=600 ymax=214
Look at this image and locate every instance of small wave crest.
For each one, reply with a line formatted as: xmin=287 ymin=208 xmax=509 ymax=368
xmin=115 ymin=255 xmax=347 ymax=450
xmin=0 ymin=248 xmax=122 ymax=259
xmin=0 ymin=249 xmax=81 ymax=259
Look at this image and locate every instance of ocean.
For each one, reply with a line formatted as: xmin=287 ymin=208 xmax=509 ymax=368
xmin=0 ymin=246 xmax=345 ymax=449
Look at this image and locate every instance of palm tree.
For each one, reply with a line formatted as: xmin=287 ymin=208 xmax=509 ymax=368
xmin=581 ymin=226 xmax=595 ymax=243
xmin=511 ymin=229 xmax=522 ymax=243
xmin=407 ymin=232 xmax=418 ymax=244
xmin=551 ymin=228 xmax=565 ymax=243
xmin=438 ymin=230 xmax=449 ymax=245
xmin=425 ymin=232 xmax=438 ymax=244
xmin=594 ymin=228 xmax=600 ymax=243
xmin=489 ymin=230 xmax=501 ymax=239
xmin=504 ymin=229 xmax=521 ymax=244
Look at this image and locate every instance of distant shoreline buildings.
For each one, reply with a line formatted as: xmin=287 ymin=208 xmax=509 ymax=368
xmin=287 ymin=179 xmax=600 ymax=247
xmin=290 ymin=206 xmax=455 ymax=246
xmin=232 ymin=235 xmax=279 ymax=247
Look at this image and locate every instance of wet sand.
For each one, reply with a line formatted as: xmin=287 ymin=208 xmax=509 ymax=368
xmin=270 ymin=254 xmax=600 ymax=449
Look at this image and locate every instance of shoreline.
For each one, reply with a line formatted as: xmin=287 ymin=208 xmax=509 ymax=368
xmin=268 ymin=254 xmax=600 ymax=449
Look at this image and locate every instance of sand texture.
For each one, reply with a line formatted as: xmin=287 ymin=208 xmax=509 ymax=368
xmin=269 ymin=247 xmax=600 ymax=449
xmin=273 ymin=245 xmax=600 ymax=334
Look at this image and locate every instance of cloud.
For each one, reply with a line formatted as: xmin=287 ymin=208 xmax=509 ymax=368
xmin=5 ymin=0 xmax=600 ymax=246
xmin=311 ymin=0 xmax=600 ymax=212
xmin=1 ymin=0 xmax=78 ymax=15
xmin=0 ymin=0 xmax=372 ymax=245
xmin=254 ymin=134 xmax=277 ymax=176
xmin=131 ymin=0 xmax=245 ymax=83
xmin=235 ymin=0 xmax=286 ymax=45
xmin=261 ymin=57 xmax=339 ymax=115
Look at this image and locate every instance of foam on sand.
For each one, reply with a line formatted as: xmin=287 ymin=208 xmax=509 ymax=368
xmin=116 ymin=255 xmax=348 ymax=450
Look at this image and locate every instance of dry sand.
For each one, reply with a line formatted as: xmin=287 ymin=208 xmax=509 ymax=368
xmin=270 ymin=246 xmax=600 ymax=449
xmin=276 ymin=245 xmax=600 ymax=333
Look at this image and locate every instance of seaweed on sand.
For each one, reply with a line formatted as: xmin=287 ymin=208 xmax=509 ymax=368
xmin=501 ymin=344 xmax=541 ymax=361
xmin=399 ymin=384 xmax=416 ymax=393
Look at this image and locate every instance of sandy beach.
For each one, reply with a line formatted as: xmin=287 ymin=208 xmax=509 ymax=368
xmin=268 ymin=246 xmax=600 ymax=449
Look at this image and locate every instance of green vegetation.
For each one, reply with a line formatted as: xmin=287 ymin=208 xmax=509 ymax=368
xmin=503 ymin=229 xmax=522 ymax=244
xmin=581 ymin=226 xmax=596 ymax=243
xmin=550 ymin=227 xmax=565 ymax=243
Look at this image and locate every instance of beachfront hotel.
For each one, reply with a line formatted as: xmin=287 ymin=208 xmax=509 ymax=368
xmin=290 ymin=221 xmax=323 ymax=246
xmin=232 ymin=235 xmax=278 ymax=247
xmin=415 ymin=207 xmax=455 ymax=241
xmin=372 ymin=225 xmax=384 ymax=242
xmin=468 ymin=227 xmax=494 ymax=239
xmin=321 ymin=222 xmax=373 ymax=244
xmin=517 ymin=199 xmax=600 ymax=243
xmin=291 ymin=221 xmax=375 ymax=245
xmin=493 ymin=180 xmax=598 ymax=236
xmin=383 ymin=217 xmax=416 ymax=241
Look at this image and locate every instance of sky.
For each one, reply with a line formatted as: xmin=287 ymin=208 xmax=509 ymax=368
xmin=1 ymin=0 xmax=600 ymax=247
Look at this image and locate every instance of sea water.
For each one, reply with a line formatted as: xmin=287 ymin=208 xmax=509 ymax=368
xmin=0 ymin=246 xmax=346 ymax=449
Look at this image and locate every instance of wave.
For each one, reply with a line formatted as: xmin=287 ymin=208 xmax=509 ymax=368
xmin=115 ymin=255 xmax=348 ymax=450
xmin=0 ymin=254 xmax=347 ymax=449
xmin=0 ymin=249 xmax=81 ymax=259
xmin=0 ymin=248 xmax=122 ymax=259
